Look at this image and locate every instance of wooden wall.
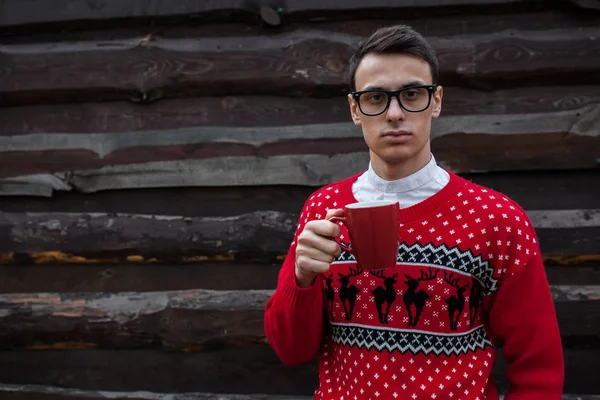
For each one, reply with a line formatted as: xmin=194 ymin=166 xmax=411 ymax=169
xmin=1 ymin=0 xmax=600 ymax=398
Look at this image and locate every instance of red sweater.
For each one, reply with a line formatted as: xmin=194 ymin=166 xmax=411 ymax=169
xmin=264 ymin=171 xmax=564 ymax=400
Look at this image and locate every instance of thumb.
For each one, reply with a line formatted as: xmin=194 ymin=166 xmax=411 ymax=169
xmin=325 ymin=207 xmax=345 ymax=220
xmin=325 ymin=208 xmax=345 ymax=238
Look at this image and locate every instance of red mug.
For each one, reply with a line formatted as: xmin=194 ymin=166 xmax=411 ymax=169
xmin=328 ymin=200 xmax=399 ymax=270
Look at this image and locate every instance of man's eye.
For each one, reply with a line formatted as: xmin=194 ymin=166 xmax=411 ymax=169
xmin=367 ymin=93 xmax=384 ymax=101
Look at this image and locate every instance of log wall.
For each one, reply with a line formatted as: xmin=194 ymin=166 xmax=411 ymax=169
xmin=1 ymin=0 xmax=599 ymax=398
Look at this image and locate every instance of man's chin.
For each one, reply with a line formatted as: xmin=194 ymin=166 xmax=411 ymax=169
xmin=373 ymin=151 xmax=414 ymax=165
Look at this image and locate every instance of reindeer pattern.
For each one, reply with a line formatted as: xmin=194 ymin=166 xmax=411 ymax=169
xmin=370 ymin=270 xmax=399 ymax=324
xmin=337 ymin=267 xmax=362 ymax=320
xmin=404 ymin=267 xmax=437 ymax=327
xmin=443 ymin=271 xmax=469 ymax=330
xmin=323 ymin=252 xmax=485 ymax=332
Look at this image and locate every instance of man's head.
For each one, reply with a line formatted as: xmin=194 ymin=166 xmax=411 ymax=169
xmin=347 ymin=25 xmax=443 ymax=178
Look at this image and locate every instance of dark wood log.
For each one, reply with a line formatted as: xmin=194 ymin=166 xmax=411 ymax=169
xmin=0 ymin=210 xmax=598 ymax=265
xmin=281 ymin=0 xmax=595 ymax=13
xmin=568 ymin=0 xmax=600 ymax=10
xmin=2 ymin=86 xmax=600 ymax=136
xmin=0 ymin=386 xmax=310 ymax=400
xmin=0 ymin=384 xmax=317 ymax=400
xmin=545 ymin=266 xmax=600 ymax=286
xmin=0 ymin=181 xmax=53 ymax=197
xmin=0 ymin=289 xmax=273 ymax=351
xmin=0 ymin=181 xmax=319 ymax=211
xmin=3 ymin=9 xmax=598 ymax=45
xmin=521 ymin=209 xmax=600 ymax=229
xmin=0 ymin=0 xmax=585 ymax=30
xmin=534 ymin=227 xmax=600 ymax=267
xmin=0 ymin=348 xmax=598 ymax=395
xmin=0 ymin=347 xmax=319 ymax=396
xmin=0 ymin=262 xmax=282 ymax=293
xmin=0 ymin=285 xmax=596 ymax=351
xmin=2 ymin=170 xmax=598 ymax=215
xmin=0 ymin=262 xmax=597 ymax=294
xmin=0 ymin=211 xmax=295 ymax=263
xmin=0 ymin=96 xmax=351 ymax=134
xmin=0 ymin=175 xmax=71 ymax=197
xmin=1 ymin=106 xmax=599 ymax=187
xmin=3 ymin=138 xmax=598 ymax=191
xmin=308 ymin=7 xmax=600 ymax=37
xmin=2 ymin=28 xmax=600 ymax=105
xmin=0 ymin=384 xmax=598 ymax=400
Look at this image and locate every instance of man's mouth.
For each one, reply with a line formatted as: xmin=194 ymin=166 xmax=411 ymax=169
xmin=381 ymin=131 xmax=412 ymax=143
xmin=382 ymin=131 xmax=411 ymax=137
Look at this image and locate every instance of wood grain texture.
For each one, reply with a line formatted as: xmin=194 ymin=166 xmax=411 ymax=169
xmin=2 ymin=170 xmax=598 ymax=214
xmin=3 ymin=9 xmax=598 ymax=44
xmin=0 ymin=210 xmax=598 ymax=265
xmin=1 ymin=104 xmax=599 ymax=188
xmin=0 ymin=289 xmax=270 ymax=351
xmin=5 ymin=104 xmax=598 ymax=153
xmin=0 ymin=174 xmax=71 ymax=197
xmin=3 ymin=144 xmax=598 ymax=193
xmin=0 ymin=384 xmax=598 ymax=400
xmin=0 ymin=386 xmax=307 ymax=400
xmin=0 ymin=384 xmax=317 ymax=400
xmin=0 ymin=182 xmax=54 ymax=197
xmin=2 ymin=86 xmax=600 ymax=136
xmin=0 ymin=0 xmax=573 ymax=29
xmin=0 ymin=285 xmax=596 ymax=351
xmin=2 ymin=28 xmax=600 ymax=105
xmin=533 ymin=226 xmax=600 ymax=267
xmin=0 ymin=211 xmax=296 ymax=263
xmin=0 ymin=348 xmax=598 ymax=395
xmin=530 ymin=209 xmax=600 ymax=229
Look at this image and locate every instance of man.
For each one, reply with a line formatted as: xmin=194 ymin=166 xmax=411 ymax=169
xmin=264 ymin=25 xmax=564 ymax=399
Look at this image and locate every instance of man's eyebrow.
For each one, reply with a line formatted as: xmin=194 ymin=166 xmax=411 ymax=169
xmin=400 ymin=80 xmax=427 ymax=89
xmin=361 ymin=85 xmax=387 ymax=91
xmin=361 ymin=81 xmax=428 ymax=91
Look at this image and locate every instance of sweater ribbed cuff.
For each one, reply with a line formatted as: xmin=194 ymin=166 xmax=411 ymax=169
xmin=281 ymin=266 xmax=322 ymax=310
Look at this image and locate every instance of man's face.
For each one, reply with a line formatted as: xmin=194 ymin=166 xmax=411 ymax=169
xmin=348 ymin=53 xmax=443 ymax=167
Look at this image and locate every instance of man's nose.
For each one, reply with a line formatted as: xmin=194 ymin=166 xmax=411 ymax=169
xmin=386 ymin=96 xmax=406 ymax=121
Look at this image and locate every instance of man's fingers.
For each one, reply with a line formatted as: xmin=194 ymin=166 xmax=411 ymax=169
xmin=298 ymin=230 xmax=342 ymax=257
xmin=296 ymin=245 xmax=337 ymax=264
xmin=296 ymin=256 xmax=331 ymax=275
xmin=305 ymin=219 xmax=341 ymax=239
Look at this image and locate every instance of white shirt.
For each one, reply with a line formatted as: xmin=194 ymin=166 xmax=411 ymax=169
xmin=352 ymin=154 xmax=450 ymax=208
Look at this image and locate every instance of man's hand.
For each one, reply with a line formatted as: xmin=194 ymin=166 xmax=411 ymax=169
xmin=295 ymin=208 xmax=344 ymax=288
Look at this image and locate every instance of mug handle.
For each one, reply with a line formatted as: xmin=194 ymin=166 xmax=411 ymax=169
xmin=327 ymin=216 xmax=353 ymax=253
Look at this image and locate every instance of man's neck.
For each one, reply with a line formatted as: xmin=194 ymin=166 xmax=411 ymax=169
xmin=369 ymin=148 xmax=433 ymax=181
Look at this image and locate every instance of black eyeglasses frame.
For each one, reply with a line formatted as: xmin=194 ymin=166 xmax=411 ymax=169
xmin=351 ymin=84 xmax=438 ymax=116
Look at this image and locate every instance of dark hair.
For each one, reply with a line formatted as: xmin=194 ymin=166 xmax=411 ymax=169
xmin=348 ymin=25 xmax=439 ymax=92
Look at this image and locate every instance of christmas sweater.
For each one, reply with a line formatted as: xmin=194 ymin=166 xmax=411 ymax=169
xmin=264 ymin=171 xmax=564 ymax=400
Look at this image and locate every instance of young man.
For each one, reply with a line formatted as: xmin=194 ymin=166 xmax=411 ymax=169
xmin=264 ymin=25 xmax=564 ymax=399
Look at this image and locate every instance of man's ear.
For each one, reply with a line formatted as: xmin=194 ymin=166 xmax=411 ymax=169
xmin=431 ymin=85 xmax=443 ymax=119
xmin=348 ymin=94 xmax=362 ymax=126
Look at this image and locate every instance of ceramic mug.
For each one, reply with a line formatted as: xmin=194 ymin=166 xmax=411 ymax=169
xmin=329 ymin=200 xmax=399 ymax=270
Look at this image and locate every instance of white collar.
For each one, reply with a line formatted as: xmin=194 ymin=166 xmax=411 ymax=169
xmin=366 ymin=154 xmax=439 ymax=193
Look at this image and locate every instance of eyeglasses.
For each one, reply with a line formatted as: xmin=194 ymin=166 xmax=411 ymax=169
xmin=351 ymin=84 xmax=438 ymax=116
